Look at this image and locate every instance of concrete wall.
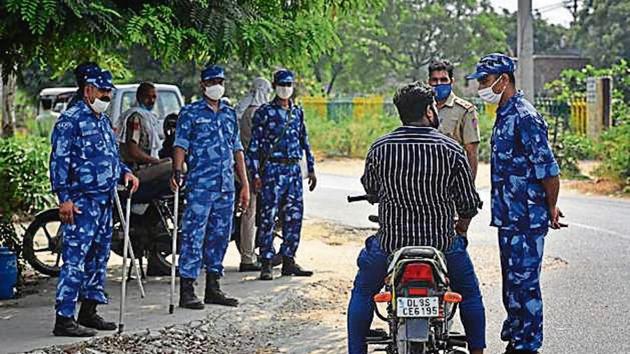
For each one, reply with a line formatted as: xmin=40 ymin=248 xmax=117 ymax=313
xmin=533 ymin=55 xmax=590 ymax=96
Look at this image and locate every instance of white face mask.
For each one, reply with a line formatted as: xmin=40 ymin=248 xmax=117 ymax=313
xmin=478 ymin=76 xmax=504 ymax=104
xmin=89 ymin=97 xmax=110 ymax=114
xmin=276 ymin=86 xmax=293 ymax=100
xmin=204 ymin=84 xmax=225 ymax=101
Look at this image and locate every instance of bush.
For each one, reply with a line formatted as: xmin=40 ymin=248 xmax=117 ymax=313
xmin=305 ymin=110 xmax=399 ymax=158
xmin=554 ymin=133 xmax=595 ymax=178
xmin=477 ymin=112 xmax=494 ymax=163
xmin=594 ymin=123 xmax=630 ymax=185
xmin=0 ymin=136 xmax=55 ymax=221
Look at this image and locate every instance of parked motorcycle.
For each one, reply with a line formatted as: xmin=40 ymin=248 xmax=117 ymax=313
xmin=348 ymin=194 xmax=468 ymax=354
xmin=22 ymin=189 xmax=182 ymax=277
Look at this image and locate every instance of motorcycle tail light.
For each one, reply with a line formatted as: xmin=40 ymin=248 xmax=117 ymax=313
xmin=400 ymin=263 xmax=434 ymax=285
xmin=373 ymin=291 xmax=392 ymax=303
xmin=443 ymin=291 xmax=462 ymax=303
xmin=407 ymin=287 xmax=429 ymax=296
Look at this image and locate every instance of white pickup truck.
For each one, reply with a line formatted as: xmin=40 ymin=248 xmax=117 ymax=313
xmin=37 ymin=83 xmax=185 ymax=137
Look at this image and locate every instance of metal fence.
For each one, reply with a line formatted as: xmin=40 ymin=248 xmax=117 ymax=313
xmin=299 ymin=95 xmax=588 ymax=136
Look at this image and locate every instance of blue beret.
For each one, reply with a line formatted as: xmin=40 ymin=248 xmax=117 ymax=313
xmin=201 ymin=65 xmax=225 ymax=81
xmin=273 ymin=69 xmax=295 ymax=84
xmin=466 ymin=53 xmax=516 ymax=80
xmin=85 ymin=69 xmax=116 ymax=90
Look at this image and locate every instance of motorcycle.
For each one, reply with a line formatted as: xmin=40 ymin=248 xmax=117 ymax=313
xmin=347 ymin=194 xmax=469 ymax=354
xmin=22 ymin=188 xmax=182 ymax=278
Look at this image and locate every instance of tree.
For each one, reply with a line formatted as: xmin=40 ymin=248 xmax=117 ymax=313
xmin=495 ymin=9 xmax=575 ymax=57
xmin=0 ymin=0 xmax=369 ymax=135
xmin=309 ymin=0 xmax=510 ymax=96
xmin=574 ymin=0 xmax=630 ymax=66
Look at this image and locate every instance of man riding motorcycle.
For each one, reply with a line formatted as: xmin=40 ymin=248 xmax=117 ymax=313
xmin=115 ymin=82 xmax=173 ymax=275
xmin=116 ymin=82 xmax=172 ymax=203
xmin=347 ymin=82 xmax=486 ymax=354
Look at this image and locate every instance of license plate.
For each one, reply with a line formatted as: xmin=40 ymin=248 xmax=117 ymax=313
xmin=396 ymin=297 xmax=439 ymax=318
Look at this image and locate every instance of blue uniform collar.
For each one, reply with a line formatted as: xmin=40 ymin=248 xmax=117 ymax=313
xmin=199 ymin=98 xmax=229 ymax=113
xmin=270 ymin=97 xmax=294 ymax=110
xmin=497 ymin=90 xmax=524 ymax=117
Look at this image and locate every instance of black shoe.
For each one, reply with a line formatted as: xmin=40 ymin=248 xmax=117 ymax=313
xmin=503 ymin=343 xmax=539 ymax=354
xmin=260 ymin=260 xmax=273 ymax=280
xmin=281 ymin=256 xmax=313 ymax=277
xmin=179 ymin=278 xmax=204 ymax=310
xmin=53 ymin=315 xmax=97 ymax=337
xmin=77 ymin=300 xmax=116 ymax=331
xmin=239 ymin=262 xmax=262 ymax=272
xmin=204 ymin=273 xmax=238 ymax=307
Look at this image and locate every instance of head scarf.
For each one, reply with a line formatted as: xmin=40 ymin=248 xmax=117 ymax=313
xmin=235 ymin=77 xmax=272 ymax=120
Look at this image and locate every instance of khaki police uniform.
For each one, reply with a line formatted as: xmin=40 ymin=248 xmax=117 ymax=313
xmin=437 ymin=92 xmax=480 ymax=146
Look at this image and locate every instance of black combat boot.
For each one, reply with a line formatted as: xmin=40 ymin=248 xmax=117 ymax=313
xmin=204 ymin=273 xmax=238 ymax=307
xmin=281 ymin=256 xmax=313 ymax=277
xmin=53 ymin=314 xmax=97 ymax=337
xmin=77 ymin=300 xmax=116 ymax=330
xmin=179 ymin=278 xmax=204 ymax=309
xmin=260 ymin=259 xmax=273 ymax=281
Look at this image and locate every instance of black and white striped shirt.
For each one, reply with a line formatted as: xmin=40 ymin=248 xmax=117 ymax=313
xmin=362 ymin=126 xmax=481 ymax=253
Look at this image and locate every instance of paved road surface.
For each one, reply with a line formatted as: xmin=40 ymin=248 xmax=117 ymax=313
xmin=305 ymin=173 xmax=630 ymax=353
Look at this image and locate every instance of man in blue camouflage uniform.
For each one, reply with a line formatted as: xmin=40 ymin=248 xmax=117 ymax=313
xmin=247 ymin=69 xmax=317 ymax=281
xmin=50 ymin=68 xmax=139 ymax=337
xmin=467 ymin=54 xmax=565 ymax=354
xmin=170 ymin=65 xmax=250 ymax=309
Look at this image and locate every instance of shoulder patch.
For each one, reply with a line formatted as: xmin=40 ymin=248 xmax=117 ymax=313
xmin=454 ymin=97 xmax=475 ymax=112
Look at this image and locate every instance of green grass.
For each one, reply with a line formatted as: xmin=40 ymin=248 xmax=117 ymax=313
xmin=305 ymin=109 xmax=400 ymax=158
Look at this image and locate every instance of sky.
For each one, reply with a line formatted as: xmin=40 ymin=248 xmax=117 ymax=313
xmin=489 ymin=0 xmax=575 ymax=27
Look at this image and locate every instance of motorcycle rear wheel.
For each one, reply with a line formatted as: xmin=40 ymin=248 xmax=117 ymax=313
xmin=22 ymin=209 xmax=63 ymax=277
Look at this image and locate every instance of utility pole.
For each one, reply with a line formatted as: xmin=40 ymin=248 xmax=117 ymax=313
xmin=517 ymin=0 xmax=535 ymax=101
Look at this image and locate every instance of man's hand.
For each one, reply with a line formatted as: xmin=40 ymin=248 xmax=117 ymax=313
xmin=549 ymin=206 xmax=567 ymax=229
xmin=238 ymin=184 xmax=250 ymax=211
xmin=307 ymin=172 xmax=317 ymax=192
xmin=170 ymin=170 xmax=183 ymax=192
xmin=124 ymin=172 xmax=140 ymax=193
xmin=59 ymin=201 xmax=81 ymax=224
xmin=455 ymin=218 xmax=471 ymax=236
xmin=253 ymin=177 xmax=263 ymax=194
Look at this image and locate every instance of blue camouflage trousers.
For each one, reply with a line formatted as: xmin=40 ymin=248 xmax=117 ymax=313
xmin=178 ymin=188 xmax=234 ymax=279
xmin=55 ymin=194 xmax=113 ymax=318
xmin=257 ymin=162 xmax=303 ymax=260
xmin=498 ymin=227 xmax=546 ymax=351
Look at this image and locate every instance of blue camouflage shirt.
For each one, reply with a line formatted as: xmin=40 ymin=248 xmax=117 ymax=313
xmin=247 ymin=99 xmax=315 ymax=178
xmin=174 ymin=99 xmax=243 ymax=192
xmin=490 ymin=91 xmax=560 ymax=231
xmin=50 ymin=100 xmax=131 ymax=204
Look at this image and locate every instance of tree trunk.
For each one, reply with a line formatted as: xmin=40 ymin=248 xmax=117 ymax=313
xmin=0 ymin=65 xmax=17 ymax=138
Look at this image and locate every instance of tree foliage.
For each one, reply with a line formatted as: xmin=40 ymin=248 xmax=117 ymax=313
xmin=0 ymin=0 xmax=365 ymax=77
xmin=574 ymin=0 xmax=630 ymax=67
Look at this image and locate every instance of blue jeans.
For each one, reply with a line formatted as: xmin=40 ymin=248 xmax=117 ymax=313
xmin=347 ymin=235 xmax=486 ymax=354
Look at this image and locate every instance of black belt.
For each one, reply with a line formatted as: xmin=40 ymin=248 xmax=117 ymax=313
xmin=269 ymin=157 xmax=300 ymax=165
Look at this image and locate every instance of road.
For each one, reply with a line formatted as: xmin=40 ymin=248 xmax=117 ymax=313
xmin=1 ymin=172 xmax=628 ymax=353
xmin=305 ymin=173 xmax=630 ymax=353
